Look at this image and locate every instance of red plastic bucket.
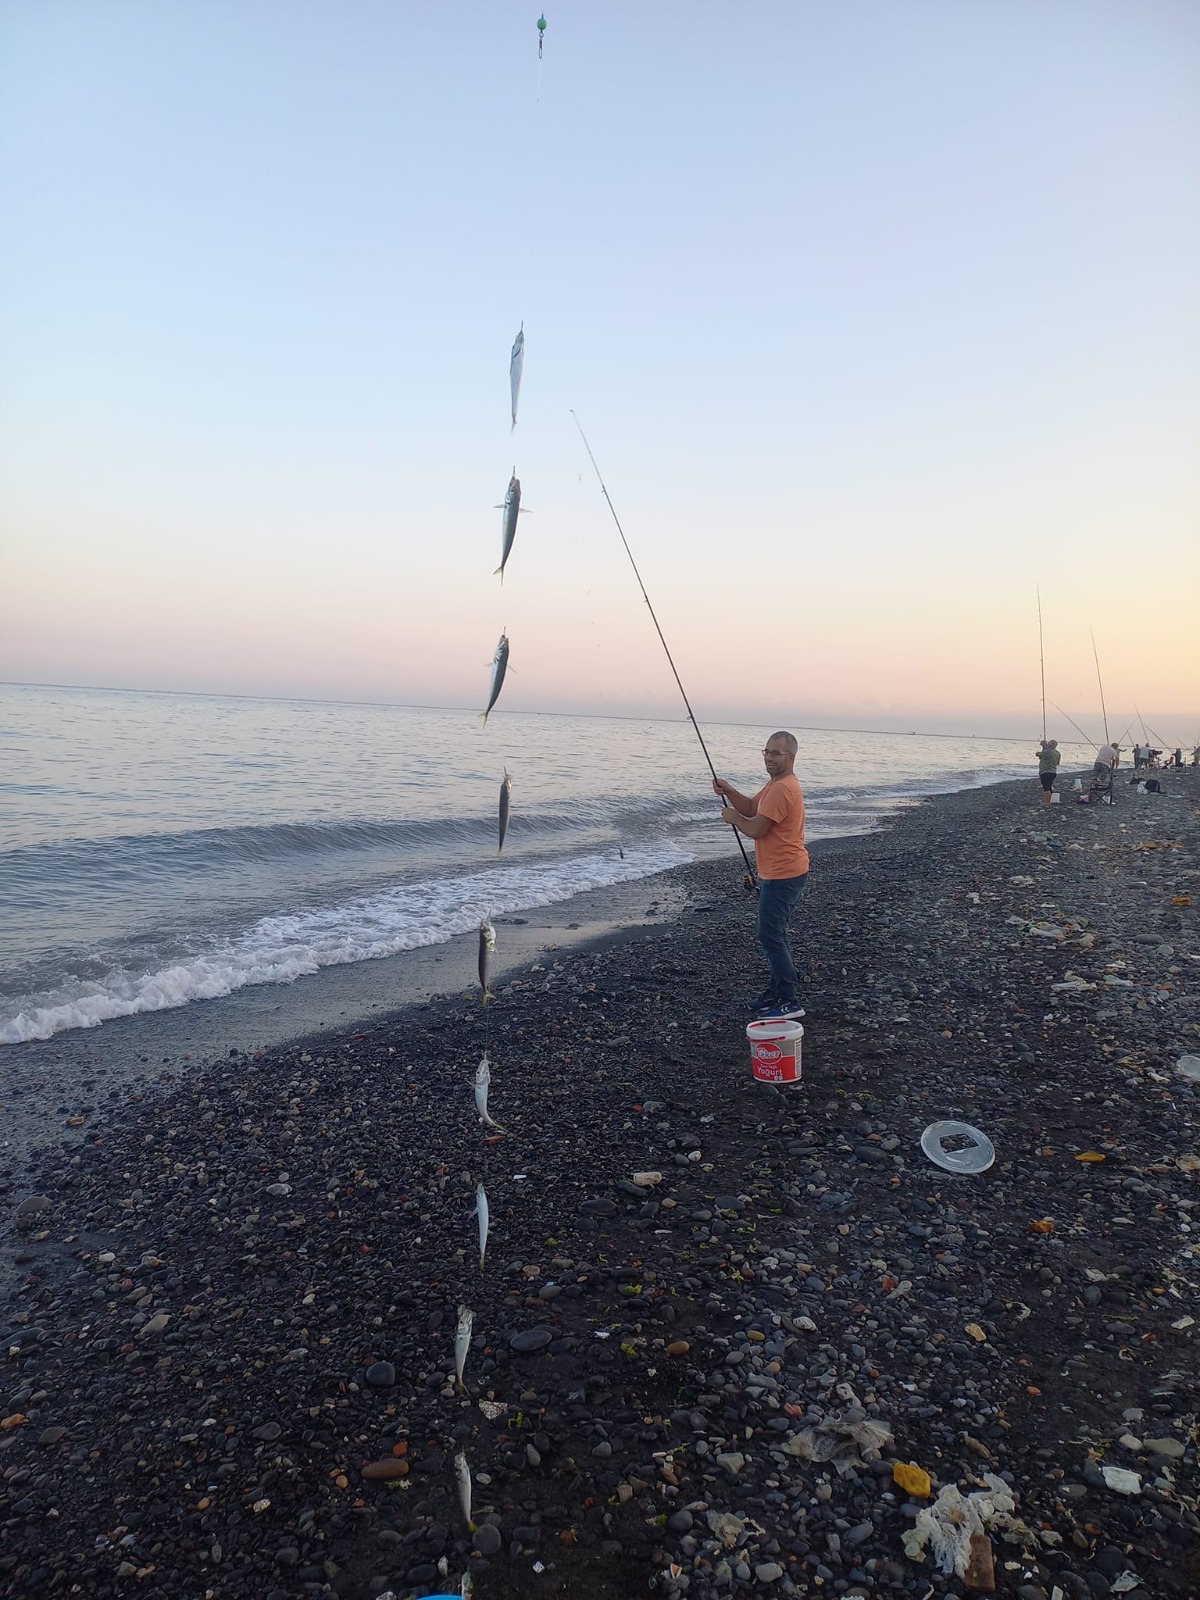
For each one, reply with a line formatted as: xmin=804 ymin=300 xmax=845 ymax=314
xmin=746 ymin=1019 xmax=804 ymax=1084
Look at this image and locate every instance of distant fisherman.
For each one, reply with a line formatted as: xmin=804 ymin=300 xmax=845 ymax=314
xmin=713 ymin=732 xmax=809 ymax=1019
xmin=1036 ymin=739 xmax=1061 ymax=808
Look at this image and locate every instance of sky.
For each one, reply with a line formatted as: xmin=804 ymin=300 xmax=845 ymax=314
xmin=2 ymin=0 xmax=1197 ymax=738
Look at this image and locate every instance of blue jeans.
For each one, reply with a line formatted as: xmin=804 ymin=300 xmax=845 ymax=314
xmin=756 ymin=873 xmax=808 ymax=1003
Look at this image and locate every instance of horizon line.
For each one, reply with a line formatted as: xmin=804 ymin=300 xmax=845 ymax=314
xmin=0 ymin=676 xmax=1152 ymax=748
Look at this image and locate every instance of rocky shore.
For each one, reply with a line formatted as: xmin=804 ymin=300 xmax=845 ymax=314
xmin=2 ymin=771 xmax=1198 ymax=1600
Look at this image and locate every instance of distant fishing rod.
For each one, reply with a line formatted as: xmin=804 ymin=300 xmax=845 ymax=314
xmin=1050 ymin=699 xmax=1098 ymax=747
xmin=1036 ymin=586 xmax=1047 ymax=743
xmin=571 ymin=410 xmax=758 ymax=891
xmin=1090 ymin=627 xmax=1110 ymax=744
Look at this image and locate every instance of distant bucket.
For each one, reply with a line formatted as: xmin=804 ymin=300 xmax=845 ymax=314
xmin=747 ymin=1018 xmax=804 ymax=1085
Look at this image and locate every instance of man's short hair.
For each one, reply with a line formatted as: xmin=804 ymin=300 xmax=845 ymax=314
xmin=768 ymin=731 xmax=798 ymax=755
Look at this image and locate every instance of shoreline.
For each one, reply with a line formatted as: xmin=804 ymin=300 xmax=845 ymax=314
xmin=2 ymin=770 xmax=1197 ymax=1599
xmin=0 ymin=824 xmax=880 ymax=1186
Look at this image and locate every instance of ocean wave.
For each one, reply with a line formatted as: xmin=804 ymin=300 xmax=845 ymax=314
xmin=0 ymin=809 xmax=604 ymax=889
xmin=0 ymin=842 xmax=690 ymax=1045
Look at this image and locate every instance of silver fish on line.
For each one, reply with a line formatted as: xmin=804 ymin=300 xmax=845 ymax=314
xmin=478 ymin=915 xmax=496 ymax=1002
xmin=495 ymin=473 xmax=523 ymax=582
xmin=476 ymin=1182 xmax=490 ymax=1271
xmin=474 ymin=1053 xmax=505 ymax=1130
xmin=497 ymin=768 xmax=512 ymax=854
xmin=455 ymin=1450 xmax=473 ymax=1527
xmin=481 ymin=632 xmax=509 ymax=724
xmin=509 ymin=325 xmax=524 ymax=429
xmin=454 ymin=1305 xmax=474 ymax=1392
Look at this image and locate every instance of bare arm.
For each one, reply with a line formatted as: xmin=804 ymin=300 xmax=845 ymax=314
xmin=712 ymin=776 xmax=757 ymax=818
xmin=722 ymin=808 xmax=774 ymax=839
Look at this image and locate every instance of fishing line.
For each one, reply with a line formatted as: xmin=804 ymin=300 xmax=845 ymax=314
xmin=1090 ymin=628 xmax=1110 ymax=744
xmin=1050 ymin=699 xmax=1098 ymax=747
xmin=571 ymin=410 xmax=758 ymax=891
xmin=1036 ymin=586 xmax=1047 ymax=743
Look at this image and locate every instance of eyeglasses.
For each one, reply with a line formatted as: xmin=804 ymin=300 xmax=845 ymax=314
xmin=762 ymin=748 xmax=789 ymax=757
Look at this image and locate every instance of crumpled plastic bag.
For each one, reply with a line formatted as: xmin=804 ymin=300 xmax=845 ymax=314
xmin=780 ymin=1406 xmax=893 ymax=1476
xmin=705 ymin=1510 xmax=745 ymax=1549
xmin=902 ymin=1474 xmax=1024 ymax=1576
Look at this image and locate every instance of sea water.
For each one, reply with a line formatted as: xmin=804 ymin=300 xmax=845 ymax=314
xmin=0 ymin=683 xmax=1036 ymax=1044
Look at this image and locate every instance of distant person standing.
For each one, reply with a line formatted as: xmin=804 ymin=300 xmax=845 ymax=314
xmin=1091 ymin=741 xmax=1119 ymax=802
xmin=1192 ymin=746 xmax=1200 ymax=767
xmin=1036 ymin=739 xmax=1061 ymax=807
xmin=1133 ymin=743 xmax=1146 ymax=770
xmin=713 ymin=732 xmax=809 ymax=1019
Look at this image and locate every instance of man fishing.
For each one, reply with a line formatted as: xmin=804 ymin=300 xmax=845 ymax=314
xmin=713 ymin=732 xmax=809 ymax=1019
xmin=1036 ymin=738 xmax=1061 ymax=807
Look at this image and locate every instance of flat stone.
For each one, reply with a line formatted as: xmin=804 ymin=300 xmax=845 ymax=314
xmin=139 ymin=1314 xmax=170 ymax=1336
xmin=254 ymin=1422 xmax=283 ymax=1441
xmin=510 ymin=1327 xmax=553 ymax=1353
xmin=1142 ymin=1437 xmax=1185 ymax=1458
xmin=361 ymin=1458 xmax=409 ymax=1481
xmin=580 ymin=1198 xmax=617 ymax=1217
xmin=472 ymin=1523 xmax=502 ymax=1557
xmin=365 ymin=1362 xmax=396 ymax=1387
xmin=666 ymin=1340 xmax=690 ymax=1357
xmin=37 ymin=1427 xmax=68 ymax=1445
xmin=15 ymin=1196 xmax=52 ymax=1217
xmin=755 ymin=1563 xmax=785 ymax=1583
xmin=716 ymin=1451 xmax=746 ymax=1478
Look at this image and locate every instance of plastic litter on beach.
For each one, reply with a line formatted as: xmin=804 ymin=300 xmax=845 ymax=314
xmin=902 ymin=1474 xmax=1025 ymax=1576
xmin=780 ymin=1407 xmax=893 ymax=1475
xmin=920 ymin=1121 xmax=995 ymax=1174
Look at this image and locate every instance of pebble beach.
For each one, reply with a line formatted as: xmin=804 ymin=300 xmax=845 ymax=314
xmin=2 ymin=771 xmax=1198 ymax=1600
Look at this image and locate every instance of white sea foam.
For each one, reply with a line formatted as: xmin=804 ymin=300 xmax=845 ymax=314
xmin=0 ymin=843 xmax=690 ymax=1044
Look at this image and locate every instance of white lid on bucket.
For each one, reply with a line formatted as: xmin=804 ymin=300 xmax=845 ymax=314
xmin=746 ymin=1018 xmax=804 ymax=1041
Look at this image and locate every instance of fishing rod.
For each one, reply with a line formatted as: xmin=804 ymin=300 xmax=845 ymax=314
xmin=571 ymin=410 xmax=758 ymax=891
xmin=1144 ymin=721 xmax=1180 ymax=755
xmin=1050 ymin=699 xmax=1098 ymax=748
xmin=1090 ymin=627 xmax=1110 ymax=744
xmin=1036 ymin=586 xmax=1047 ymax=743
xmin=1135 ymin=703 xmax=1149 ymax=745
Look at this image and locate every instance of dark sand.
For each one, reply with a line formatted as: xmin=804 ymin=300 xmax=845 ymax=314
xmin=2 ymin=771 xmax=1198 ymax=1600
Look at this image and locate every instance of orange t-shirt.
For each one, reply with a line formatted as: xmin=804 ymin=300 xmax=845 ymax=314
xmin=753 ymin=774 xmax=809 ymax=880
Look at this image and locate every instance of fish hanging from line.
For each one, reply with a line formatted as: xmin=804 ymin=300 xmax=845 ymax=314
xmin=497 ymin=768 xmax=512 ymax=853
xmin=455 ymin=1450 xmax=474 ymax=1527
xmin=475 ymin=1182 xmax=490 ymax=1271
xmin=509 ymin=326 xmax=524 ymax=429
xmin=481 ymin=631 xmax=510 ymax=724
xmin=474 ymin=1053 xmax=505 ymax=1130
xmin=495 ymin=472 xmax=524 ymax=582
xmin=478 ymin=915 xmax=496 ymax=1002
xmin=454 ymin=1305 xmax=474 ymax=1392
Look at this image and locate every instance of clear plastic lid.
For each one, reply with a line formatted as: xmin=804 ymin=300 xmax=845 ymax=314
xmin=920 ymin=1120 xmax=995 ymax=1173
